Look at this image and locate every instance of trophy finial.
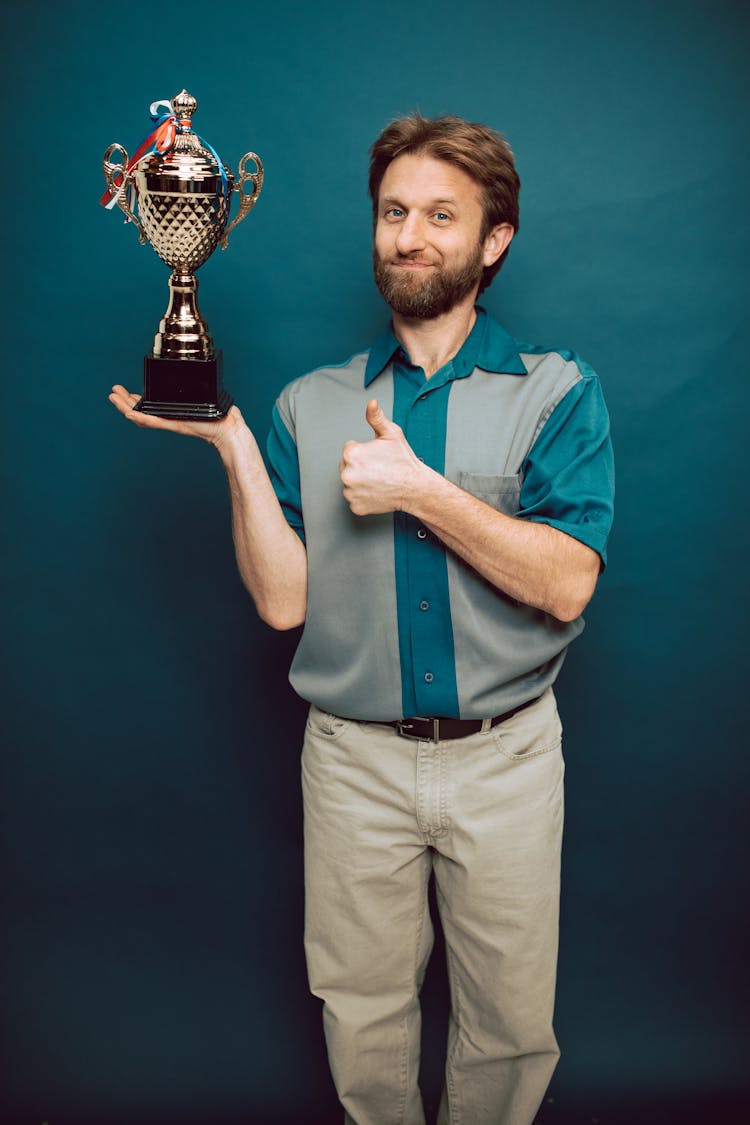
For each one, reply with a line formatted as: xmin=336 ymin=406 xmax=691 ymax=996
xmin=172 ymin=90 xmax=197 ymax=130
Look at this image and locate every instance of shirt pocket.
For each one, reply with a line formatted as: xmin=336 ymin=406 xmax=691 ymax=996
xmin=458 ymin=472 xmax=521 ymax=516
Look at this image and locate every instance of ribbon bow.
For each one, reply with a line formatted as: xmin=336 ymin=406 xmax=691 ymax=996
xmin=100 ymin=99 xmax=177 ymax=210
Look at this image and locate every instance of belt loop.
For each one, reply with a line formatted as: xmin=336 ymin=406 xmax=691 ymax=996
xmin=433 ymin=718 xmax=440 ymax=742
xmin=480 ymin=717 xmax=492 ymax=733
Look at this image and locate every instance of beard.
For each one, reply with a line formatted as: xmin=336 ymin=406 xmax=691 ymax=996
xmin=373 ymin=240 xmax=485 ymax=319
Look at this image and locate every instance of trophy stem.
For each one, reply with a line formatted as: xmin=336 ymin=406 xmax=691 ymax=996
xmin=154 ymin=271 xmax=215 ymax=361
xmin=137 ymin=269 xmax=232 ymax=421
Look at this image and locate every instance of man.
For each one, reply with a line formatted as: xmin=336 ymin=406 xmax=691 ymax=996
xmin=111 ymin=112 xmax=614 ymax=1125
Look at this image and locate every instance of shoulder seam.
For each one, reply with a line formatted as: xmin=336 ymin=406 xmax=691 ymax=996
xmin=528 ymin=368 xmax=584 ymax=450
xmin=277 ymin=350 xmax=370 ymax=405
xmin=301 ymin=348 xmax=370 ymax=378
xmin=518 ymin=346 xmax=598 ymax=382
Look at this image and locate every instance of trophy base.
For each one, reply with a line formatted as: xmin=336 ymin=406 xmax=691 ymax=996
xmin=137 ymin=351 xmax=233 ymax=420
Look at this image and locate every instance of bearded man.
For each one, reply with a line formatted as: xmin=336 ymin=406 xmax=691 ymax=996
xmin=111 ymin=112 xmax=614 ymax=1125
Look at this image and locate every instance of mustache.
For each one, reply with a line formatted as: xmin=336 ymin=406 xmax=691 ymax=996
xmin=387 ymin=253 xmax=438 ymax=264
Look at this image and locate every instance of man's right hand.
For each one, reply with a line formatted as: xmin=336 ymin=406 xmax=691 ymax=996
xmin=108 ymin=385 xmax=245 ymax=451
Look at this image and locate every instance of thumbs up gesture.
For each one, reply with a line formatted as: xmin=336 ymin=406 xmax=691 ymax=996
xmin=339 ymin=399 xmax=427 ymax=516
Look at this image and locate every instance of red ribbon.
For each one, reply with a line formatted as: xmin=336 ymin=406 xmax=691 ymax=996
xmin=100 ymin=111 xmax=176 ymax=209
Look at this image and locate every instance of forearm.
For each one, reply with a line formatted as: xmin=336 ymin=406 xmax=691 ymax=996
xmin=404 ymin=467 xmax=600 ymax=622
xmin=340 ymin=399 xmax=600 ymax=621
xmin=216 ymin=422 xmax=307 ymax=630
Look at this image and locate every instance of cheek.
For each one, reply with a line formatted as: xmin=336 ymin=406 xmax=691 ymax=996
xmin=438 ymin=236 xmax=469 ymax=262
xmin=374 ymin=224 xmax=393 ymax=259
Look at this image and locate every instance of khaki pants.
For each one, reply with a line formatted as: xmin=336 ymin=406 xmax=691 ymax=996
xmin=302 ymin=688 xmax=564 ymax=1125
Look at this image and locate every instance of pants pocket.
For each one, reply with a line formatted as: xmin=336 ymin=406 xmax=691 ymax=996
xmin=305 ymin=704 xmax=353 ymax=742
xmin=492 ymin=689 xmax=563 ymax=762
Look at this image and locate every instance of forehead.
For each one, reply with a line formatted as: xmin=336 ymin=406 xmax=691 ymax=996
xmin=378 ymin=153 xmax=483 ymax=210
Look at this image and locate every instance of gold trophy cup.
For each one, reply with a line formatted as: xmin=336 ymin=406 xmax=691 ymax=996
xmin=102 ymin=90 xmax=263 ymax=419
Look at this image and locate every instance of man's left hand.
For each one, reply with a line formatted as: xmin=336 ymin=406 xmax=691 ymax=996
xmin=339 ymin=400 xmax=427 ymax=516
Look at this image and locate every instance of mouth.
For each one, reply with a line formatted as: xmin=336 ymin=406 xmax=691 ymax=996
xmin=389 ymin=259 xmax=436 ymax=270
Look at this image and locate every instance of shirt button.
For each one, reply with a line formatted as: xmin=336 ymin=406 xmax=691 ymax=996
xmin=419 ymin=600 xmax=430 ymax=611
xmin=417 ymin=528 xmax=427 ymax=540
xmin=424 ymin=671 xmax=434 ymax=683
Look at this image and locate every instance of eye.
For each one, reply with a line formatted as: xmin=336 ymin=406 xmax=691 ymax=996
xmin=384 ymin=207 xmax=405 ymax=220
xmin=433 ymin=211 xmax=451 ymax=222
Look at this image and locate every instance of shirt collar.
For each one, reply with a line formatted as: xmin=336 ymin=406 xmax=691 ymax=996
xmin=364 ymin=324 xmax=401 ymax=386
xmin=364 ymin=306 xmax=527 ymax=386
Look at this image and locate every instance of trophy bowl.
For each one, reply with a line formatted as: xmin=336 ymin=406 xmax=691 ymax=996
xmin=102 ymin=90 xmax=264 ymax=419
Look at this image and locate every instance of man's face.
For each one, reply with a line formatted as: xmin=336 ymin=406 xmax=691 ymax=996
xmin=373 ymin=153 xmax=497 ymax=319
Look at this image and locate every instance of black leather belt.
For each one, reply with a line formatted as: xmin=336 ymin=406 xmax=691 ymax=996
xmin=381 ymin=696 xmax=539 ymax=742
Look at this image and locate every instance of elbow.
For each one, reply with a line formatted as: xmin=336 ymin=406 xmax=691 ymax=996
xmin=548 ymin=574 xmax=598 ymax=623
xmin=550 ymin=598 xmax=587 ymax=624
xmin=263 ymin=611 xmax=306 ymax=632
xmin=256 ymin=598 xmax=306 ymax=632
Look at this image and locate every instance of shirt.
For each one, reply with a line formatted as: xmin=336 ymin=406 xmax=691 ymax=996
xmin=267 ymin=308 xmax=614 ymax=720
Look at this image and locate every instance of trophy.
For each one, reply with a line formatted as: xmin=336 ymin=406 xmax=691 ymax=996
xmin=102 ymin=90 xmax=263 ymax=419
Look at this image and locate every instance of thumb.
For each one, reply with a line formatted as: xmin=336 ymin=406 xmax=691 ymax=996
xmin=366 ymin=398 xmax=399 ymax=438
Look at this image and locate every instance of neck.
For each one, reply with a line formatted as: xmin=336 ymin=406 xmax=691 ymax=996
xmin=391 ymin=294 xmax=478 ymax=378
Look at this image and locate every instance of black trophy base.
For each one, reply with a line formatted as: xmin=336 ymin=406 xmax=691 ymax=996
xmin=137 ymin=351 xmax=233 ymax=420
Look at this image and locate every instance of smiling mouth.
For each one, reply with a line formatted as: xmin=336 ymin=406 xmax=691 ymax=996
xmin=390 ymin=259 xmax=436 ymax=269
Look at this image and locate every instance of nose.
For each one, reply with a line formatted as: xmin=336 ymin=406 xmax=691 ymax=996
xmin=395 ymin=212 xmax=427 ymax=255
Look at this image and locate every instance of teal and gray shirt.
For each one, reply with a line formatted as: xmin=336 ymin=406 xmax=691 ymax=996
xmin=267 ymin=308 xmax=614 ymax=721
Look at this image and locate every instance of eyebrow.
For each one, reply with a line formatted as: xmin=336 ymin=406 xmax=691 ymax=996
xmin=381 ymin=195 xmax=459 ymax=207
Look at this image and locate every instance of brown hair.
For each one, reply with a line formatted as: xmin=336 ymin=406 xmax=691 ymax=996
xmin=369 ymin=112 xmax=520 ymax=292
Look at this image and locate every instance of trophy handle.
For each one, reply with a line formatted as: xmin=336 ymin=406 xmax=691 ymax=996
xmin=220 ymin=152 xmax=264 ymax=250
xmin=103 ymin=143 xmax=147 ymax=244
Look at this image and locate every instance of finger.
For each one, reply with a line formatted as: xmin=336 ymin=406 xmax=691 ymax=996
xmin=108 ymin=387 xmax=240 ymax=443
xmin=109 ymin=388 xmax=143 ymax=417
xmin=109 ymin=385 xmax=139 ymax=404
xmin=339 ymin=459 xmax=356 ymax=486
xmin=365 ymin=398 xmax=400 ymax=438
xmin=108 ymin=391 xmax=192 ymax=434
xmin=110 ymin=384 xmax=140 ymax=404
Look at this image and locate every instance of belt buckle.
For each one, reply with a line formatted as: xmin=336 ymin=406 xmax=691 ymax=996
xmin=397 ymin=718 xmax=440 ymax=742
xmin=396 ymin=720 xmax=418 ymax=741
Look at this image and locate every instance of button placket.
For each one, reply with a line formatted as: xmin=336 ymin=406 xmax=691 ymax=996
xmin=396 ymin=368 xmax=459 ymax=717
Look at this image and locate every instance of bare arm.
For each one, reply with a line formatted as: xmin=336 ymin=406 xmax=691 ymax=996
xmin=340 ymin=400 xmax=600 ymax=623
xmin=404 ymin=472 xmax=599 ymax=622
xmin=109 ymin=387 xmax=307 ymax=630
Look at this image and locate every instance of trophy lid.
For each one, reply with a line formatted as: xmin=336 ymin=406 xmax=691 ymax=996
xmin=137 ymin=90 xmax=228 ymax=188
xmin=172 ymin=89 xmax=198 ymax=129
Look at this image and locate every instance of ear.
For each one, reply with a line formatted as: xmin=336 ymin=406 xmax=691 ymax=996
xmin=482 ymin=222 xmax=514 ymax=268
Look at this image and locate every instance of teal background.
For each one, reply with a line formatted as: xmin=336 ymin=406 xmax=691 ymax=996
xmin=2 ymin=0 xmax=749 ymax=1121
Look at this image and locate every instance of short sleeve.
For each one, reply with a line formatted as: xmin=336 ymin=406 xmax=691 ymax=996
xmin=518 ymin=375 xmax=615 ymax=567
xmin=266 ymin=400 xmax=306 ymax=543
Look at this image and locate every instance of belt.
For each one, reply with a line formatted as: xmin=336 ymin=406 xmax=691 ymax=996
xmin=380 ymin=696 xmax=540 ymax=742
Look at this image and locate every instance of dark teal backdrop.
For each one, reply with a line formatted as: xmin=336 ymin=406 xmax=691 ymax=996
xmin=2 ymin=1 xmax=748 ymax=1122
